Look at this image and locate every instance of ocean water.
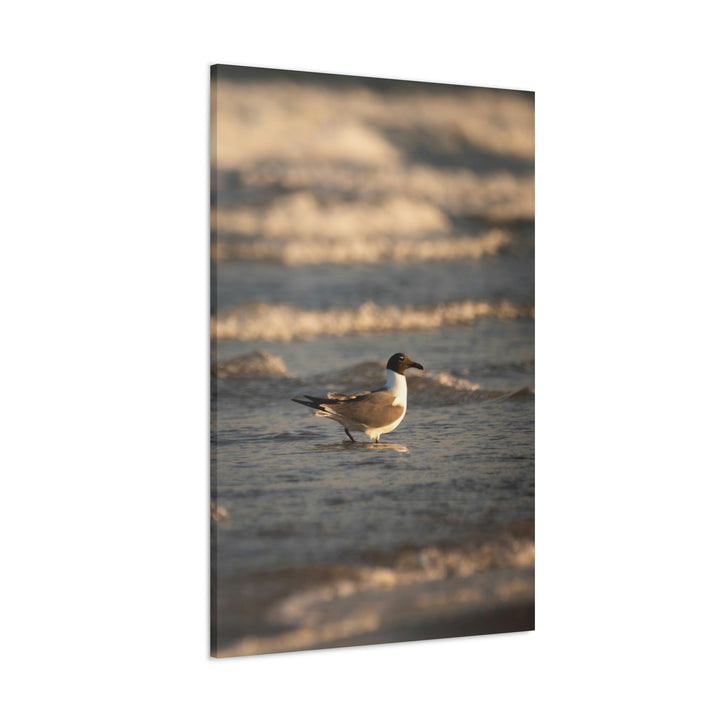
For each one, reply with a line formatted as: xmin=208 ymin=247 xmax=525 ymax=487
xmin=211 ymin=66 xmax=534 ymax=657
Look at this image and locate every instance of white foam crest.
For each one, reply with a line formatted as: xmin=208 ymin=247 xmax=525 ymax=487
xmin=213 ymin=229 xmax=509 ymax=264
xmin=213 ymin=192 xmax=450 ymax=239
xmin=269 ymin=539 xmax=534 ymax=630
xmin=422 ymin=372 xmax=481 ymax=392
xmin=308 ymin=363 xmax=520 ymax=406
xmin=214 ymin=80 xmax=534 ymax=170
xmin=215 ymin=613 xmax=382 ymax=658
xmin=409 ymin=372 xmax=508 ymax=405
xmin=233 ymin=166 xmax=535 ymax=222
xmin=211 ymin=350 xmax=289 ymax=378
xmin=212 ymin=300 xmax=534 ymax=342
xmin=216 ymin=537 xmax=534 ymax=657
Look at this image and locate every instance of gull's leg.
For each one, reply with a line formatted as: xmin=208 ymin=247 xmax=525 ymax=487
xmin=344 ymin=428 xmax=355 ymax=442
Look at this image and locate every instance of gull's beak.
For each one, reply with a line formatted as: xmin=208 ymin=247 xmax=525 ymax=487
xmin=410 ymin=361 xmax=424 ymax=371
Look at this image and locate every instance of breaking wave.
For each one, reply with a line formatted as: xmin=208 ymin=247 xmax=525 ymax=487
xmin=220 ymin=166 xmax=534 ymax=224
xmin=211 ymin=350 xmax=290 ymax=378
xmin=410 ymin=375 xmax=533 ymax=405
xmin=212 ymin=356 xmax=533 ymax=407
xmin=212 ymin=300 xmax=534 ymax=342
xmin=307 ymin=362 xmax=532 ymax=406
xmin=216 ymin=533 xmax=534 ymax=657
xmin=270 ymin=536 xmax=534 ymax=622
xmin=213 ymin=229 xmax=510 ymax=264
xmin=213 ymin=79 xmax=534 ymax=170
xmin=411 ymin=372 xmax=502 ymax=404
xmin=213 ymin=193 xmax=450 ymax=239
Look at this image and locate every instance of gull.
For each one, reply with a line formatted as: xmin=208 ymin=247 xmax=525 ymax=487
xmin=292 ymin=352 xmax=424 ymax=443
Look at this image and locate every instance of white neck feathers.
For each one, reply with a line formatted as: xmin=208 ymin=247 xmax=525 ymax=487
xmin=383 ymin=369 xmax=407 ymax=406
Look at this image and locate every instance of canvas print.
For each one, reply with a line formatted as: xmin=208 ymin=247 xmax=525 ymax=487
xmin=211 ymin=65 xmax=534 ymax=657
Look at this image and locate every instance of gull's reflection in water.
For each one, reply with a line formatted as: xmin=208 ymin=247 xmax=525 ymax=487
xmin=313 ymin=441 xmax=409 ymax=454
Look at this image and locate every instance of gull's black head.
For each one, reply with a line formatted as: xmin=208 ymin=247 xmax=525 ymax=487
xmin=387 ymin=352 xmax=424 ymax=375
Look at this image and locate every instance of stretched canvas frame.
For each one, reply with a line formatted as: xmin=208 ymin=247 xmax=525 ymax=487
xmin=211 ymin=65 xmax=534 ymax=658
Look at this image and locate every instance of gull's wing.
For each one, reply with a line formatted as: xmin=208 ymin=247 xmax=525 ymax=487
xmin=323 ymin=390 xmax=403 ymax=428
xmin=292 ymin=391 xmax=369 ymax=409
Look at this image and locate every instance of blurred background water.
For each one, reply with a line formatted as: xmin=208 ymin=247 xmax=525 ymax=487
xmin=211 ymin=66 xmax=534 ymax=657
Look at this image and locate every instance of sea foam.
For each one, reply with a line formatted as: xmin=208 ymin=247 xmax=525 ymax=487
xmin=211 ymin=350 xmax=290 ymax=378
xmin=215 ymin=535 xmax=534 ymax=657
xmin=213 ymin=229 xmax=510 ymax=264
xmin=212 ymin=300 xmax=533 ymax=342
